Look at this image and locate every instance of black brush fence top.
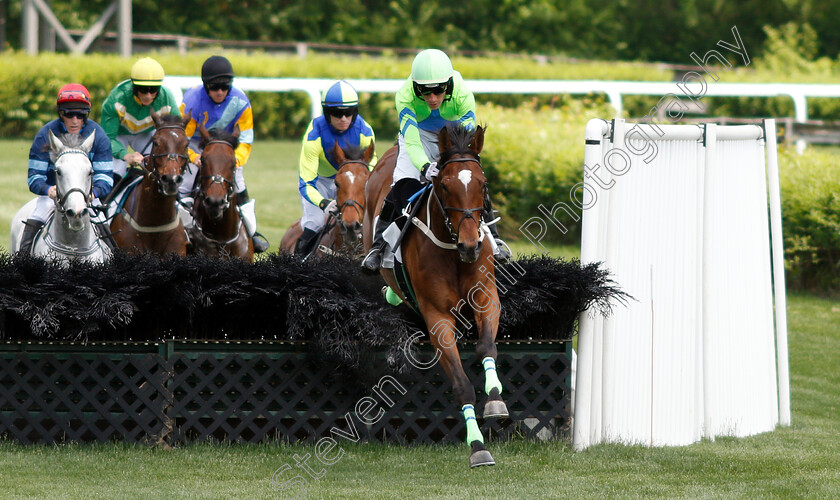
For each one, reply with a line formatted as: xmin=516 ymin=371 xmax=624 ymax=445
xmin=0 ymin=252 xmax=627 ymax=372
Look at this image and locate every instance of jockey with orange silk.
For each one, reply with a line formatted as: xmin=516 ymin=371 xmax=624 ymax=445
xmin=178 ymin=55 xmax=268 ymax=253
xmin=21 ymin=84 xmax=114 ymax=255
xmin=361 ymin=49 xmax=510 ymax=273
xmin=295 ymin=80 xmax=377 ymax=256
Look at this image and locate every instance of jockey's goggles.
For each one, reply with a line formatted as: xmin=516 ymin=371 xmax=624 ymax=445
xmin=60 ymin=110 xmax=89 ymax=120
xmin=416 ymin=82 xmax=447 ymax=96
xmin=206 ymin=82 xmax=231 ymax=92
xmin=326 ymin=106 xmax=357 ymax=118
xmin=134 ymin=85 xmax=160 ymax=95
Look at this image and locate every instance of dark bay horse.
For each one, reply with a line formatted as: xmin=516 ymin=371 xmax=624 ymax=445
xmin=363 ymin=125 xmax=506 ymax=467
xmin=280 ymin=142 xmax=374 ymax=258
xmin=111 ymin=111 xmax=188 ymax=256
xmin=187 ymin=124 xmax=253 ymax=261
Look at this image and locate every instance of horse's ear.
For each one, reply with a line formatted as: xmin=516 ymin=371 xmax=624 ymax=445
xmin=181 ymin=111 xmax=191 ymax=129
xmin=150 ymin=107 xmax=162 ymax=128
xmin=197 ymin=112 xmax=211 ymax=141
xmin=470 ymin=125 xmax=484 ymax=156
xmin=48 ymin=129 xmax=63 ymax=153
xmin=363 ymin=141 xmax=375 ymax=164
xmin=80 ymin=129 xmax=96 ymax=153
xmin=438 ymin=126 xmax=452 ymax=154
xmin=333 ymin=142 xmax=346 ymax=164
xmin=233 ymin=124 xmax=241 ymax=139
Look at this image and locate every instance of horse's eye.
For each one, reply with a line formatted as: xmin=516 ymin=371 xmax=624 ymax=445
xmin=56 ymin=170 xmax=63 ymax=177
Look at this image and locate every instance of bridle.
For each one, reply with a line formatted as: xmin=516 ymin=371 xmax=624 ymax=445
xmin=143 ymin=124 xmax=189 ymax=193
xmin=53 ymin=149 xmax=93 ymax=216
xmin=431 ymin=155 xmax=486 ymax=242
xmin=335 ymin=158 xmax=368 ymax=224
xmin=196 ymin=139 xmax=236 ymax=212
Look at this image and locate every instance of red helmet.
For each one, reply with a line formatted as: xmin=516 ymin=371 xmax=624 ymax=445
xmin=56 ymin=83 xmax=92 ymax=111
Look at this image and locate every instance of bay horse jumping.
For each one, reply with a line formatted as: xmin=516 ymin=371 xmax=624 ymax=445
xmin=187 ymin=124 xmax=253 ymax=261
xmin=280 ymin=142 xmax=374 ymax=258
xmin=10 ymin=131 xmax=111 ymax=263
xmin=363 ymin=125 xmax=506 ymax=467
xmin=110 ymin=111 xmax=189 ymax=256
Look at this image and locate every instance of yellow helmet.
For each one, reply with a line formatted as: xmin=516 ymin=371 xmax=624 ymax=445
xmin=130 ymin=57 xmax=165 ymax=86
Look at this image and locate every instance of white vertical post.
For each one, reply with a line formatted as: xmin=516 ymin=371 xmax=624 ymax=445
xmin=118 ymin=0 xmax=132 ymax=58
xmin=22 ymin=0 xmax=39 ymax=54
xmin=701 ymin=123 xmax=716 ymax=440
xmin=764 ymin=119 xmax=791 ymax=426
xmin=574 ymin=118 xmax=610 ymax=451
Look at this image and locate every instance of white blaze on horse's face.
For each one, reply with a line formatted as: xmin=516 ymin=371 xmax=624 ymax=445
xmin=458 ymin=169 xmax=472 ymax=194
xmin=344 ymin=170 xmax=356 ymax=185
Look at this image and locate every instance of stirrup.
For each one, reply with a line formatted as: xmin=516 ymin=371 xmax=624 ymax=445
xmin=361 ymin=246 xmax=383 ymax=273
xmin=493 ymin=238 xmax=512 ymax=262
xmin=252 ymin=232 xmax=269 ymax=253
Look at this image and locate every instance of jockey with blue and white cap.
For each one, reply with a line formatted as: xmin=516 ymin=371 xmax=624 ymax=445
xmin=295 ymin=80 xmax=377 ymax=256
xmin=361 ymin=49 xmax=509 ymax=273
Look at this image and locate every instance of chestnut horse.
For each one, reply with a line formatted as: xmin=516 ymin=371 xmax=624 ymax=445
xmin=187 ymin=125 xmax=253 ymax=261
xmin=280 ymin=142 xmax=374 ymax=259
xmin=363 ymin=125 xmax=506 ymax=468
xmin=110 ymin=111 xmax=188 ymax=256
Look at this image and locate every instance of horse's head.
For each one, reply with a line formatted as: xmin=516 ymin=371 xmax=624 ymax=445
xmin=147 ymin=109 xmax=189 ymax=196
xmin=48 ymin=130 xmax=96 ymax=232
xmin=434 ymin=124 xmax=486 ymax=263
xmin=333 ymin=142 xmax=373 ymax=243
xmin=197 ymin=121 xmax=239 ymax=220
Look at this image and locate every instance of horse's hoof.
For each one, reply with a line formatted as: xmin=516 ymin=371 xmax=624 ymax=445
xmin=484 ymin=399 xmax=509 ymax=419
xmin=469 ymin=449 xmax=495 ymax=468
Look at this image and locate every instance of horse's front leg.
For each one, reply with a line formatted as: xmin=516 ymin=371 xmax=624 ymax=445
xmin=424 ymin=307 xmax=495 ymax=468
xmin=466 ymin=274 xmax=509 ymax=420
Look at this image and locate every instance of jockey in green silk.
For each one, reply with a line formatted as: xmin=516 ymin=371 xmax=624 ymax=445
xmin=361 ymin=49 xmax=510 ymax=273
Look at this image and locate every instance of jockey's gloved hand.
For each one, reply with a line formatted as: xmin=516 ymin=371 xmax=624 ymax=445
xmin=422 ymin=161 xmax=439 ymax=182
xmin=319 ymin=198 xmax=339 ymax=216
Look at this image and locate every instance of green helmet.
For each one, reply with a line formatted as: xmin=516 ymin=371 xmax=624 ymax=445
xmin=411 ymin=49 xmax=454 ymax=85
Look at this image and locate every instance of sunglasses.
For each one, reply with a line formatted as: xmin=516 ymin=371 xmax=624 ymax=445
xmin=61 ymin=110 xmax=89 ymax=120
xmin=327 ymin=107 xmax=357 ymax=118
xmin=134 ymin=85 xmax=160 ymax=95
xmin=418 ymin=84 xmax=447 ymax=96
xmin=207 ymin=82 xmax=231 ymax=92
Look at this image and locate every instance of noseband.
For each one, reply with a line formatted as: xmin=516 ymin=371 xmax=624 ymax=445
xmin=53 ymin=149 xmax=93 ymax=216
xmin=144 ymin=124 xmax=189 ymax=191
xmin=432 ymin=156 xmax=486 ymax=242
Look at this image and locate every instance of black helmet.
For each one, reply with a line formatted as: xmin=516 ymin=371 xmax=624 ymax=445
xmin=201 ymin=56 xmax=234 ymax=85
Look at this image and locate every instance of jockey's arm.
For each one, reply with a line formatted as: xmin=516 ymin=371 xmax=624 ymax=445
xmin=298 ymin=123 xmax=327 ymax=207
xmin=233 ymin=106 xmax=254 ymax=167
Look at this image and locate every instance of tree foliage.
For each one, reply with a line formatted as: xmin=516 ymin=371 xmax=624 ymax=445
xmin=6 ymin=0 xmax=840 ymax=62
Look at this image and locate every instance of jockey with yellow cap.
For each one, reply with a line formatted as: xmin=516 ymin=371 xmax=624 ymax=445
xmin=100 ymin=57 xmax=181 ymax=185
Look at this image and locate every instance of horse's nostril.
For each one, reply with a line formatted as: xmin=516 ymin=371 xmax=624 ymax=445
xmin=66 ymin=209 xmax=76 ymax=218
xmin=173 ymin=175 xmax=183 ymax=185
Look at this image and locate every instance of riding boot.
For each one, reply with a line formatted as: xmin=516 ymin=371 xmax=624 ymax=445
xmin=483 ymin=193 xmax=511 ymax=262
xmin=294 ymin=228 xmax=319 ymax=257
xmin=19 ymin=219 xmax=44 ymax=255
xmin=237 ymin=193 xmax=269 ymax=253
xmin=361 ymin=198 xmax=396 ymax=274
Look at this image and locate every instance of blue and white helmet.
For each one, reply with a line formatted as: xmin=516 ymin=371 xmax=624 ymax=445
xmin=321 ymin=80 xmax=359 ymax=123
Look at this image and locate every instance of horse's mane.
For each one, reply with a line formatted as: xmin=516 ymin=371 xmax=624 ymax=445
xmin=199 ymin=128 xmax=240 ymax=150
xmin=438 ymin=124 xmax=479 ymax=166
xmin=340 ymin=144 xmax=365 ymax=161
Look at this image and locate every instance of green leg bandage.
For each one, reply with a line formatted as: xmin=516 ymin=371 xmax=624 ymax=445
xmin=482 ymin=357 xmax=503 ymax=396
xmin=384 ymin=286 xmax=403 ymax=306
xmin=462 ymin=404 xmax=484 ymax=445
